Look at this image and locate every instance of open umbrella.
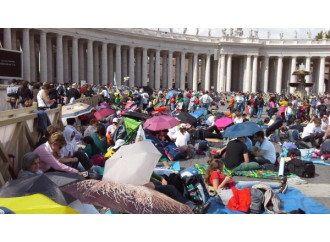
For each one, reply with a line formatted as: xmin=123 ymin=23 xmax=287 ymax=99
xmin=166 ymin=90 xmax=179 ymax=99
xmin=214 ymin=117 xmax=233 ymax=129
xmin=223 ymin=122 xmax=262 ymax=138
xmin=0 ymin=193 xmax=79 ymax=214
xmin=62 ymin=102 xmax=94 ymax=119
xmin=122 ymin=111 xmax=149 ymax=121
xmin=94 ymin=108 xmax=115 ymax=120
xmin=103 ymin=141 xmax=162 ymax=185
xmin=143 ymin=115 xmax=180 ymax=131
xmin=174 ymin=112 xmax=198 ymax=127
xmin=0 ymin=172 xmax=83 ymax=206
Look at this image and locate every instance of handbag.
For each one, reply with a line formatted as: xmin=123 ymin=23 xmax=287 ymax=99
xmin=24 ymin=99 xmax=33 ymax=107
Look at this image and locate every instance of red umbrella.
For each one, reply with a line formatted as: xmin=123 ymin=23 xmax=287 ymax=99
xmin=143 ymin=115 xmax=180 ymax=131
xmin=214 ymin=117 xmax=233 ymax=129
xmin=94 ymin=108 xmax=115 ymax=120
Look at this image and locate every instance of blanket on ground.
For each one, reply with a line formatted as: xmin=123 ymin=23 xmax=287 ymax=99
xmin=207 ymin=186 xmax=330 ymax=214
xmin=194 ymin=163 xmax=297 ymax=180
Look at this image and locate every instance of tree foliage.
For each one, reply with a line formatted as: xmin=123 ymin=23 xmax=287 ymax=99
xmin=315 ymin=30 xmax=330 ymax=40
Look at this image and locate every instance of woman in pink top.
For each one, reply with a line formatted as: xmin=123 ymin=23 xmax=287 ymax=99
xmin=34 ymin=132 xmax=84 ymax=176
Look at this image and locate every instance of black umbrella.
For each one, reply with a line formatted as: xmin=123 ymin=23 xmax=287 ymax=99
xmin=141 ymin=86 xmax=153 ymax=97
xmin=174 ymin=112 xmax=198 ymax=127
xmin=0 ymin=172 xmax=83 ymax=206
xmin=122 ymin=111 xmax=149 ymax=121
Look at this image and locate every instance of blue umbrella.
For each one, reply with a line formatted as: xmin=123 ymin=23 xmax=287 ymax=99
xmin=223 ymin=122 xmax=262 ymax=138
xmin=166 ymin=90 xmax=179 ymax=99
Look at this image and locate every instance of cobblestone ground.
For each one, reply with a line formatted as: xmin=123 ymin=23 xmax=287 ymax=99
xmin=179 ymin=104 xmax=330 ymax=210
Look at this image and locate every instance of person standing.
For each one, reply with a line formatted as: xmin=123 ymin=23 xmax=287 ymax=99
xmin=200 ymin=91 xmax=213 ymax=115
xmin=37 ymin=82 xmax=56 ymax=110
xmin=6 ymin=79 xmax=19 ymax=109
xmin=16 ymin=80 xmax=33 ymax=108
xmin=66 ymin=83 xmax=81 ymax=104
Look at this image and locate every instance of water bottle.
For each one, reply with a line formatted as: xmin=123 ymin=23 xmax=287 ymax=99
xmin=278 ymin=157 xmax=285 ymax=177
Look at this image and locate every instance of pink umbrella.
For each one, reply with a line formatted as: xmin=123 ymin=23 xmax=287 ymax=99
xmin=214 ymin=117 xmax=233 ymax=129
xmin=143 ymin=115 xmax=180 ymax=131
xmin=94 ymin=108 xmax=115 ymax=120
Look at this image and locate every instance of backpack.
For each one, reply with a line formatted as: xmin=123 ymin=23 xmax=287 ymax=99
xmin=285 ymin=158 xmax=315 ymax=178
xmin=195 ymin=98 xmax=199 ymax=105
xmin=180 ymin=168 xmax=210 ymax=205
xmin=163 ymin=143 xmax=183 ymax=161
xmin=287 ymin=149 xmax=301 ymax=158
xmin=198 ymin=140 xmax=209 ymax=151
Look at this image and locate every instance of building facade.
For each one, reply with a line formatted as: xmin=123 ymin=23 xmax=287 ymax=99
xmin=1 ymin=28 xmax=330 ymax=94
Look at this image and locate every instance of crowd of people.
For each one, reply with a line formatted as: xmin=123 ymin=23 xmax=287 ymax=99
xmin=5 ymin=78 xmax=330 ymax=213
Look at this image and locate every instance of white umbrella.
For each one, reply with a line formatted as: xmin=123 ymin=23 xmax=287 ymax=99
xmin=102 ymin=141 xmax=162 ymax=186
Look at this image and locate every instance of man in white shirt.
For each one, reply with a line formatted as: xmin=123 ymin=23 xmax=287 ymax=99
xmin=302 ymin=118 xmax=323 ymax=147
xmin=200 ymin=91 xmax=213 ymax=115
xmin=252 ymin=131 xmax=276 ymax=164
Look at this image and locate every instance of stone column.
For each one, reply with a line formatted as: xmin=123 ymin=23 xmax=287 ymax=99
xmin=122 ymin=47 xmax=128 ymax=79
xmin=167 ymin=51 xmax=173 ymax=89
xmin=63 ymin=38 xmax=69 ymax=83
xmin=204 ymin=54 xmax=211 ymax=91
xmin=193 ymin=53 xmax=198 ymax=91
xmin=263 ymin=56 xmax=269 ymax=93
xmin=4 ymin=28 xmax=12 ymax=49
xmin=290 ymin=57 xmax=297 ymax=93
xmin=56 ymin=34 xmax=63 ymax=83
xmin=187 ymin=55 xmax=193 ymax=90
xmin=39 ymin=31 xmax=47 ymax=82
xmin=201 ymin=56 xmax=206 ymax=89
xmin=226 ymin=54 xmax=232 ymax=92
xmin=218 ymin=54 xmax=226 ymax=92
xmin=101 ymin=43 xmax=108 ymax=84
xmin=78 ymin=40 xmax=85 ymax=82
xmin=22 ymin=29 xmax=30 ymax=82
xmin=47 ymin=36 xmax=53 ymax=82
xmin=93 ymin=43 xmax=99 ymax=84
xmin=149 ymin=51 xmax=155 ymax=88
xmin=305 ymin=56 xmax=311 ymax=84
xmin=251 ymin=55 xmax=258 ymax=93
xmin=108 ymin=46 xmax=114 ymax=84
xmin=276 ymin=56 xmax=283 ymax=94
xmin=142 ymin=48 xmax=148 ymax=86
xmin=129 ymin=46 xmax=135 ymax=87
xmin=243 ymin=55 xmax=251 ymax=92
xmin=71 ymin=37 xmax=79 ymax=83
xmin=180 ymin=52 xmax=186 ymax=90
xmin=87 ymin=40 xmax=93 ymax=85
xmin=30 ymin=33 xmax=36 ymax=82
xmin=115 ymin=44 xmax=121 ymax=86
xmin=11 ymin=29 xmax=17 ymax=50
xmin=175 ymin=53 xmax=180 ymax=89
xmin=319 ymin=56 xmax=325 ymax=94
xmin=162 ymin=52 xmax=167 ymax=88
xmin=136 ymin=49 xmax=141 ymax=87
xmin=155 ymin=49 xmax=160 ymax=89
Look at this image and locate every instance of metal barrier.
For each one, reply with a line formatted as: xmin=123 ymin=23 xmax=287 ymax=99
xmin=0 ymin=95 xmax=104 ymax=185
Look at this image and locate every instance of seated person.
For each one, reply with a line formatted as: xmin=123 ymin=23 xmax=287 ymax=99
xmin=82 ymin=136 xmax=102 ymax=158
xmin=61 ymin=127 xmax=96 ymax=172
xmin=34 ymin=132 xmax=84 ymax=176
xmin=301 ymin=118 xmax=323 ymax=147
xmin=84 ymin=119 xmax=98 ymax=137
xmin=233 ymin=111 xmax=243 ymax=124
xmin=106 ymin=117 xmax=119 ymax=137
xmin=91 ymin=124 xmax=109 ymax=154
xmin=172 ymin=124 xmax=195 ymax=159
xmin=251 ymin=131 xmax=276 ymax=165
xmin=204 ymin=159 xmax=235 ymax=192
xmin=65 ymin=118 xmax=83 ymax=142
xmin=34 ymin=125 xmax=63 ymax=149
xmin=223 ymin=136 xmax=260 ymax=171
xmin=188 ymin=125 xmax=223 ymax=140
xmin=17 ymin=152 xmax=43 ymax=179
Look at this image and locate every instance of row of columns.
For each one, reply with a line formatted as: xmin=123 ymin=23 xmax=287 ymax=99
xmin=1 ymin=28 xmax=328 ymax=94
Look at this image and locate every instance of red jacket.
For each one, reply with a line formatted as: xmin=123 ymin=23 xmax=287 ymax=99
xmin=227 ymin=187 xmax=251 ymax=213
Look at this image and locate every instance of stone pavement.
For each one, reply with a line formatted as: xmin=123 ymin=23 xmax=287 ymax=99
xmin=179 ymin=105 xmax=330 ymax=211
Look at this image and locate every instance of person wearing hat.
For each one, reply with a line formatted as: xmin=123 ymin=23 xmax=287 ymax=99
xmin=106 ymin=117 xmax=119 ymax=137
xmin=172 ymin=123 xmax=194 ymax=159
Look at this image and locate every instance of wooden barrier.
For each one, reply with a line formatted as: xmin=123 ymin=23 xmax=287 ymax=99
xmin=0 ymin=95 xmax=104 ymax=185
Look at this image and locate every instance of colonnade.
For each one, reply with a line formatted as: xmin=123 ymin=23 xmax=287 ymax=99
xmin=1 ymin=28 xmax=330 ymax=94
